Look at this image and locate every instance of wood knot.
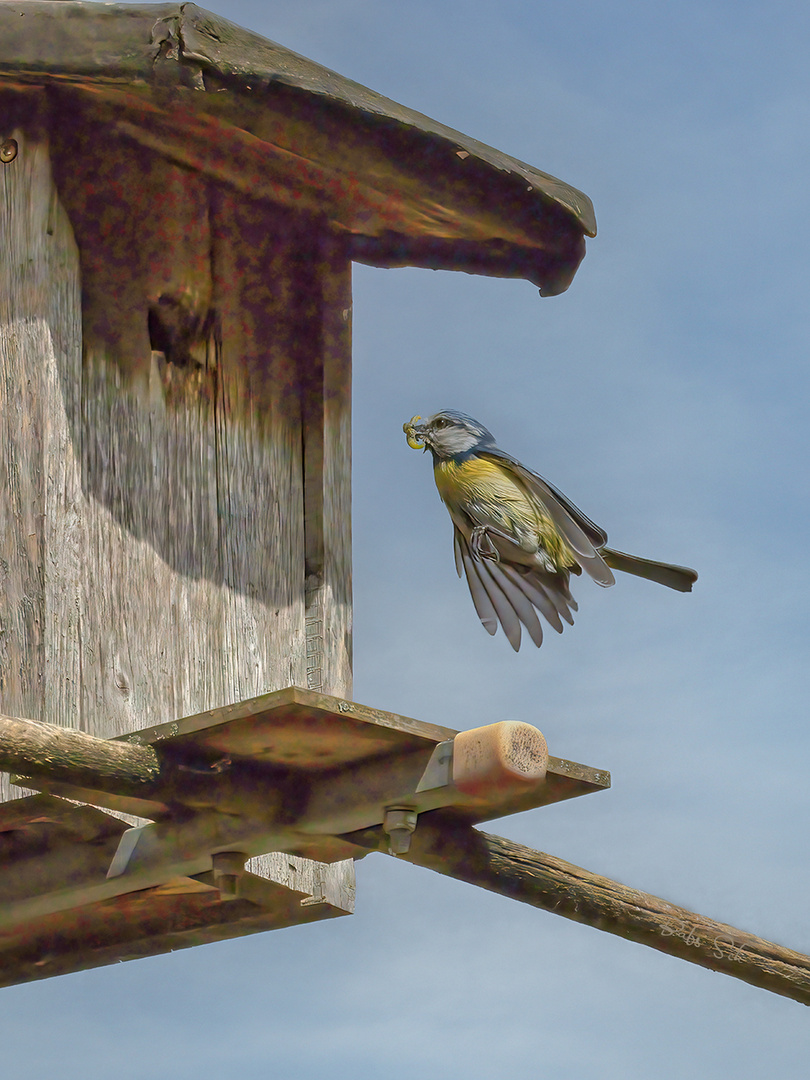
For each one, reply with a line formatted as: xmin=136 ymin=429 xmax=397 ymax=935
xmin=114 ymin=670 xmax=131 ymax=699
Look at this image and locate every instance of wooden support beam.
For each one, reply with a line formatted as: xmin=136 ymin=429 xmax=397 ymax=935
xmin=0 ymin=693 xmax=606 ymax=830
xmin=388 ymin=816 xmax=810 ymax=1007
xmin=0 ymin=701 xmax=605 ymax=936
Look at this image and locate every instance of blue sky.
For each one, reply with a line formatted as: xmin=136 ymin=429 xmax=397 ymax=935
xmin=4 ymin=1 xmax=810 ymax=1076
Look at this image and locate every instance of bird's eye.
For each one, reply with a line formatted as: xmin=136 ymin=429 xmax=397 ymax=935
xmin=434 ymin=417 xmax=449 ymax=429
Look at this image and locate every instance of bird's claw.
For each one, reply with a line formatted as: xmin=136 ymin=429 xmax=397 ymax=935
xmin=470 ymin=526 xmax=500 ymax=562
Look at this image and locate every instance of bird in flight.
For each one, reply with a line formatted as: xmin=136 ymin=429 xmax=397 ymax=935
xmin=403 ymin=410 xmax=697 ymax=651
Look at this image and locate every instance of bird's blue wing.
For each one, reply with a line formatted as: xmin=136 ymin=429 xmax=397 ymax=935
xmin=481 ymin=448 xmax=615 ymax=587
xmin=482 ymin=448 xmax=607 ymax=545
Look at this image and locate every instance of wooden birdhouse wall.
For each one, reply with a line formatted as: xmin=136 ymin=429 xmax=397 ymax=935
xmin=0 ymin=86 xmax=352 ymax=803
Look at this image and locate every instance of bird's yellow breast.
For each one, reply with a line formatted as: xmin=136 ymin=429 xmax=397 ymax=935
xmin=433 ymin=456 xmax=574 ymax=568
xmin=434 ymin=456 xmax=525 ymax=507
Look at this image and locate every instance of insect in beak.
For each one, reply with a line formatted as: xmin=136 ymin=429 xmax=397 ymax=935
xmin=403 ymin=415 xmax=426 ymax=450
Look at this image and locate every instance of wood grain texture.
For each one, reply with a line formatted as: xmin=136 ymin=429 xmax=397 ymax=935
xmin=0 ymin=85 xmax=352 ymax=795
xmin=396 ymin=817 xmax=810 ymax=1007
xmin=0 ymin=91 xmax=84 ymax=795
xmin=0 ymin=84 xmax=354 ymax=972
xmin=0 ymin=4 xmax=597 ymax=233
xmin=302 ymin=232 xmax=352 ymax=696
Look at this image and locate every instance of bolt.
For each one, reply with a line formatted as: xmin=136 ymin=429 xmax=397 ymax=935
xmin=383 ymin=807 xmax=418 ymax=855
xmin=212 ymin=851 xmax=247 ymax=900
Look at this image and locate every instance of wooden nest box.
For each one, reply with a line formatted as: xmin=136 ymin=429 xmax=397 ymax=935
xmin=0 ymin=3 xmax=598 ymax=983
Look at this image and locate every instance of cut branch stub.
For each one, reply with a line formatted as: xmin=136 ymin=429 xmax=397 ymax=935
xmin=0 ymin=712 xmax=160 ymax=794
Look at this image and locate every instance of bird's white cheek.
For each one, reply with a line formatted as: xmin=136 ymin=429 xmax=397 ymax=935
xmin=440 ymin=431 xmax=477 ymax=455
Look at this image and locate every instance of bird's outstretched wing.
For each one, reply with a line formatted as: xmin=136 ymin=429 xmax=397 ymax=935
xmin=453 ymin=526 xmax=579 ymax=651
xmin=482 ymin=448 xmax=607 ymax=543
xmin=481 ymin=449 xmax=615 ymax=587
xmin=484 ymin=450 xmax=698 ymax=593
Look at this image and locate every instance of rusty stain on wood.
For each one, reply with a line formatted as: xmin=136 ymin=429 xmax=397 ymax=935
xmin=1 ymin=688 xmax=608 ymax=824
xmin=0 ymin=793 xmax=354 ymax=988
xmin=0 ymin=695 xmax=603 ymax=986
xmin=0 ymin=3 xmax=594 ymax=295
xmin=0 ymin=79 xmax=354 ymax=963
xmin=0 ymin=88 xmax=351 ymax=783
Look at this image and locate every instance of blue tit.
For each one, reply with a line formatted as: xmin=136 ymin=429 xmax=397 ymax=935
xmin=403 ymin=410 xmax=697 ymax=651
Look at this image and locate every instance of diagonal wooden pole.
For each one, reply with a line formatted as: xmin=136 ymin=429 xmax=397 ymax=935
xmin=384 ymin=813 xmax=810 ymax=1007
xmin=4 ymin=712 xmax=808 ymax=1004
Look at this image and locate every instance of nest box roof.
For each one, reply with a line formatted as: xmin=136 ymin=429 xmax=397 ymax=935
xmin=0 ymin=2 xmax=595 ymax=294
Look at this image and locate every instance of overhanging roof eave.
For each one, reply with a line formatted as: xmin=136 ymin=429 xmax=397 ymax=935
xmin=0 ymin=2 xmax=596 ymax=292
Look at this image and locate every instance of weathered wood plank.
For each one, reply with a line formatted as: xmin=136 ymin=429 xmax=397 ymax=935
xmin=0 ymin=91 xmax=83 ymax=798
xmin=0 ymin=3 xmax=597 ymax=236
xmin=301 ymin=233 xmax=352 ymax=697
xmin=43 ymin=109 xmax=309 ymax=730
xmin=1 ymin=86 xmax=353 ymax=765
xmin=0 ymin=84 xmax=354 ymax=939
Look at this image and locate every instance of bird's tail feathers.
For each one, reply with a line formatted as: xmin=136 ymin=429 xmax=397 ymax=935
xmin=601 ymin=548 xmax=698 ymax=592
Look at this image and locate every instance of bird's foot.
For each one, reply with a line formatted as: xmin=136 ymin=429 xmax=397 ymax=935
xmin=470 ymin=527 xmax=500 ymax=562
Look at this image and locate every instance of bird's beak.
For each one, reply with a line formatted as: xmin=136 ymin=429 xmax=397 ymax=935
xmin=403 ymin=415 xmax=428 ymax=450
